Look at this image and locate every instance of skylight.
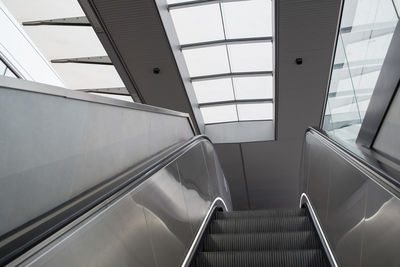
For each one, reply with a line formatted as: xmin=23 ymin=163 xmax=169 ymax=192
xmin=3 ymin=0 xmax=133 ymax=102
xmin=168 ymin=0 xmax=274 ymax=125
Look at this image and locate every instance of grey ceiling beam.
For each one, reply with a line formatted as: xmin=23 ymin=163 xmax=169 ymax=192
xmin=199 ymin=98 xmax=273 ymax=108
xmin=181 ymin=37 xmax=273 ymax=50
xmin=77 ymin=87 xmax=130 ymax=96
xmin=51 ymin=56 xmax=112 ymax=65
xmin=23 ymin=16 xmax=90 ymax=26
xmin=169 ymin=0 xmax=248 ymax=10
xmin=191 ymin=71 xmax=273 ymax=82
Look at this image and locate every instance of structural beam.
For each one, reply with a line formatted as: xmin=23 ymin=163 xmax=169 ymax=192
xmin=169 ymin=0 xmax=248 ymax=10
xmin=51 ymin=56 xmax=112 ymax=65
xmin=181 ymin=37 xmax=272 ymax=50
xmin=199 ymin=98 xmax=273 ymax=108
xmin=77 ymin=87 xmax=130 ymax=96
xmin=23 ymin=16 xmax=90 ymax=26
xmin=191 ymin=71 xmax=273 ymax=82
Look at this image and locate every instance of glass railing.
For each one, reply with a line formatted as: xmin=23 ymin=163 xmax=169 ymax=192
xmin=323 ymin=0 xmax=399 ymax=143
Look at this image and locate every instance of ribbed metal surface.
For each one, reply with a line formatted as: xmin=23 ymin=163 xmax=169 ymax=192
xmin=215 ymin=209 xmax=306 ymax=219
xmin=204 ymin=231 xmax=320 ymax=251
xmin=210 ymin=217 xmax=312 ymax=234
xmin=191 ymin=208 xmax=329 ymax=267
xmin=196 ymin=250 xmax=329 ymax=267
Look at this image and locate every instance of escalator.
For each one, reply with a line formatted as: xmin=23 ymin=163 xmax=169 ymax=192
xmin=2 ymin=129 xmax=400 ymax=266
xmin=191 ymin=208 xmax=329 ymax=267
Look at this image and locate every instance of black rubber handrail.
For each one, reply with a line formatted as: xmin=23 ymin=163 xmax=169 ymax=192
xmin=307 ymin=127 xmax=400 ymax=197
xmin=0 ymin=135 xmax=211 ymax=265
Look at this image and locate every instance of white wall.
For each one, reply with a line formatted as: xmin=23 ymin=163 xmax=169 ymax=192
xmin=0 ymin=0 xmax=64 ymax=87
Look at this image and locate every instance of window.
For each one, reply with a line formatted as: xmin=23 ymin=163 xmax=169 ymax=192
xmin=168 ymin=0 xmax=274 ymax=125
xmin=322 ymin=0 xmax=399 ymax=143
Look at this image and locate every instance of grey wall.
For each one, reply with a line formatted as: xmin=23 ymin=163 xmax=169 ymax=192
xmin=216 ymin=0 xmax=342 ymax=210
xmin=0 ymin=77 xmax=194 ymax=236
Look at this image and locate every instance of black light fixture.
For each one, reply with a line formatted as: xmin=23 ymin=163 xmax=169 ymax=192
xmin=153 ymin=67 xmax=161 ymax=74
xmin=295 ymin=58 xmax=303 ymax=65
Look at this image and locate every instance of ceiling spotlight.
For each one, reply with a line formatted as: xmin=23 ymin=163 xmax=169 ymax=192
xmin=295 ymin=58 xmax=303 ymax=65
xmin=153 ymin=67 xmax=161 ymax=74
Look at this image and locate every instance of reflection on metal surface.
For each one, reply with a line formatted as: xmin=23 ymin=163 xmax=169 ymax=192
xmin=302 ymin=129 xmax=400 ymax=267
xmin=300 ymin=193 xmax=339 ymax=267
xmin=10 ymin=139 xmax=232 ymax=266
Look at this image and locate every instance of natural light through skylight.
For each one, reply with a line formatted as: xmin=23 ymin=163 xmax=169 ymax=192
xmin=168 ymin=0 xmax=274 ymax=124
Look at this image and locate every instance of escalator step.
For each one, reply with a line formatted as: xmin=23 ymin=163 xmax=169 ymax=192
xmin=203 ymin=231 xmax=320 ymax=251
xmin=210 ymin=217 xmax=312 ymax=234
xmin=215 ymin=209 xmax=306 ymax=219
xmin=195 ymin=250 xmax=329 ymax=267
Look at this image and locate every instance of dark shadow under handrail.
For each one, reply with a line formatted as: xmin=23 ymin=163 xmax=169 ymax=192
xmin=0 ymin=135 xmax=211 ymax=265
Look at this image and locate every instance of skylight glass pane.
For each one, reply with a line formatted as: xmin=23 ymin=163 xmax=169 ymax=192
xmin=183 ymin=46 xmax=230 ymax=76
xmin=201 ymin=105 xmax=238 ymax=124
xmin=193 ymin=78 xmax=234 ymax=103
xmin=222 ymin=0 xmax=272 ymax=38
xmin=228 ymin=43 xmax=273 ymax=72
xmin=237 ymin=102 xmax=273 ymax=120
xmin=233 ymin=76 xmax=273 ymax=99
xmin=170 ymin=4 xmax=224 ymax=44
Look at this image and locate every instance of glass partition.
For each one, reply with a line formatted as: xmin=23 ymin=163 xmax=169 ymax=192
xmin=323 ymin=0 xmax=399 ymax=143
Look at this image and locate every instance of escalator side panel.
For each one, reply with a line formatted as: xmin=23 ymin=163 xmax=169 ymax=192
xmin=12 ymin=140 xmax=232 ymax=267
xmin=303 ymin=130 xmax=400 ymax=267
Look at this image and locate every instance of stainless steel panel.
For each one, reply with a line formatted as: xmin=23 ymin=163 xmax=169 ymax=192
xmin=135 ymin=163 xmax=193 ymax=267
xmin=0 ymin=83 xmax=194 ymax=235
xmin=177 ymin=145 xmax=212 ymax=232
xmin=21 ymin=195 xmax=155 ymax=267
xmin=360 ymin=180 xmax=400 ymax=267
xmin=214 ymin=144 xmax=249 ymax=210
xmin=202 ymin=142 xmax=232 ymax=211
xmin=325 ymin=152 xmax=367 ymax=267
xmin=12 ymin=140 xmax=232 ymax=266
xmin=305 ymin=135 xmax=331 ymax=226
xmin=303 ymin=130 xmax=400 ymax=267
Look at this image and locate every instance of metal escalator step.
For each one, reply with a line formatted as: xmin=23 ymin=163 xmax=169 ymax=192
xmin=195 ymin=250 xmax=329 ymax=267
xmin=215 ymin=209 xmax=306 ymax=219
xmin=210 ymin=217 xmax=312 ymax=234
xmin=203 ymin=231 xmax=320 ymax=251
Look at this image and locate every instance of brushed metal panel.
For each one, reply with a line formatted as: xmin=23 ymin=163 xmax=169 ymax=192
xmin=11 ymin=139 xmax=232 ymax=266
xmin=325 ymin=153 xmax=367 ymax=267
xmin=214 ymin=144 xmax=249 ymax=210
xmin=135 ymin=163 xmax=193 ymax=267
xmin=177 ymin=145 xmax=212 ymax=232
xmin=25 ymin=196 xmax=155 ymax=267
xmin=360 ymin=180 xmax=400 ymax=267
xmin=303 ymin=130 xmax=400 ymax=267
xmin=202 ymin=142 xmax=232 ymax=211
xmin=304 ymin=136 xmax=331 ymax=225
xmin=0 ymin=85 xmax=193 ymax=235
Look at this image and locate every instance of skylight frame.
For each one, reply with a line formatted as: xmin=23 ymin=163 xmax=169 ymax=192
xmin=168 ymin=0 xmax=275 ymax=126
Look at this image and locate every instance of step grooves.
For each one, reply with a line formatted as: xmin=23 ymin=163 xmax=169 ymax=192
xmin=191 ymin=208 xmax=328 ymax=267
xmin=210 ymin=217 xmax=312 ymax=234
xmin=195 ymin=250 xmax=329 ymax=267
xmin=203 ymin=231 xmax=320 ymax=251
xmin=215 ymin=209 xmax=307 ymax=219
